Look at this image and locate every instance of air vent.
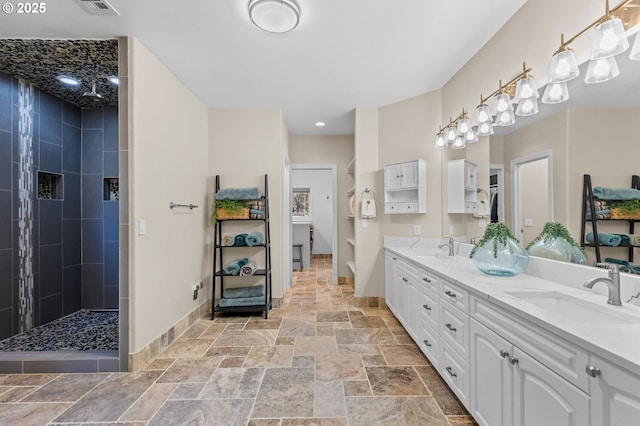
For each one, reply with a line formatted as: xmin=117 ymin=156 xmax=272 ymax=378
xmin=74 ymin=0 xmax=119 ymax=16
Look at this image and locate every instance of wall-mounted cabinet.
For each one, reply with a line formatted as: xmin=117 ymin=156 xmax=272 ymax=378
xmin=384 ymin=159 xmax=426 ymax=214
xmin=447 ymin=159 xmax=477 ymax=214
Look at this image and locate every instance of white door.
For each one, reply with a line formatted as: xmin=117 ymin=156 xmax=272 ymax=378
xmin=590 ymin=355 xmax=640 ymax=426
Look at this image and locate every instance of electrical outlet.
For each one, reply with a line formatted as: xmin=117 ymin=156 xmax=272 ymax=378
xmin=361 ymin=219 xmax=368 ymax=229
xmin=413 ymin=225 xmax=421 ymax=236
xmin=478 ymin=219 xmax=486 ymax=228
xmin=524 ymin=218 xmax=534 ymax=227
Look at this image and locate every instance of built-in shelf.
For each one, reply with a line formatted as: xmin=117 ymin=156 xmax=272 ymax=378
xmin=37 ymin=171 xmax=63 ymax=200
xmin=347 ymin=238 xmax=355 ymax=247
xmin=346 ymin=186 xmax=355 ymax=197
xmin=347 ymin=261 xmax=356 ymax=275
xmin=347 ymin=214 xmax=355 ymax=219
xmin=103 ymin=178 xmax=119 ymax=201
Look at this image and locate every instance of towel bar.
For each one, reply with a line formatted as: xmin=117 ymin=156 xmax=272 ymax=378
xmin=169 ymin=202 xmax=198 ymax=210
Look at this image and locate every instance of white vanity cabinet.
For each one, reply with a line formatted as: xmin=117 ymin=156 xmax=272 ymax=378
xmin=470 ymin=318 xmax=590 ymax=426
xmin=383 ymin=160 xmax=427 ymax=214
xmin=589 ymin=355 xmax=640 ymax=426
xmin=447 ymin=159 xmax=478 ymax=214
xmin=384 ymin=252 xmax=398 ymax=315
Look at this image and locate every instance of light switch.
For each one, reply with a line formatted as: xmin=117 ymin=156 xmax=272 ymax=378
xmin=413 ymin=225 xmax=421 ymax=236
xmin=478 ymin=219 xmax=486 ymax=228
xmin=524 ymin=218 xmax=533 ymax=227
xmin=139 ymin=219 xmax=146 ymax=235
xmin=361 ymin=219 xmax=368 ymax=229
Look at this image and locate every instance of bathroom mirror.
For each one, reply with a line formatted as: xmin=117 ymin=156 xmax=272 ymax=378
xmin=489 ymin=52 xmax=640 ymax=266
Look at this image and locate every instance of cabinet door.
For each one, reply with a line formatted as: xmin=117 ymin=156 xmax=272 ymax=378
xmin=464 ymin=162 xmax=477 ymax=190
xmin=384 ymin=165 xmax=402 ymax=190
xmin=395 ymin=271 xmax=407 ymax=326
xmin=590 ymin=355 xmax=640 ymax=426
xmin=401 ymin=162 xmax=419 ymax=188
xmin=405 ymin=278 xmax=420 ymax=339
xmin=470 ymin=319 xmax=513 ymax=426
xmin=512 ymin=347 xmax=590 ymax=426
xmin=384 ymin=253 xmax=397 ymax=315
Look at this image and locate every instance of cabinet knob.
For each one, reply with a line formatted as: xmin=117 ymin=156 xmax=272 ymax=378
xmin=445 ymin=323 xmax=457 ymax=332
xmin=445 ymin=366 xmax=457 ymax=378
xmin=586 ymin=364 xmax=601 ymax=378
xmin=402 ymin=277 xmax=408 ymax=282
xmin=510 ymin=357 xmax=519 ymax=365
xmin=423 ymin=339 xmax=432 ymax=347
xmin=422 ymin=277 xmax=431 ymax=283
xmin=499 ymin=350 xmax=510 ymax=359
xmin=444 ymin=291 xmax=457 ymax=298
xmin=422 ymin=304 xmax=431 ymax=311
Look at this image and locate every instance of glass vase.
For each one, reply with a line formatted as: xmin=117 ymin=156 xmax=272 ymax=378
xmin=472 ymin=236 xmax=529 ymax=276
xmin=527 ymin=236 xmax=586 ymax=265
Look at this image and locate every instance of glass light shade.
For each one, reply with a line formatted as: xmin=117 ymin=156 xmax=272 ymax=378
xmin=457 ymin=117 xmax=471 ymax=135
xmin=249 ymin=0 xmax=300 ymax=33
xmin=584 ymin=56 xmax=620 ymax=84
xmin=515 ymin=97 xmax=539 ymax=116
xmin=590 ymin=18 xmax=629 ymax=59
xmin=475 ymin=104 xmax=492 ymax=124
xmin=493 ymin=92 xmax=512 ymax=113
xmin=434 ymin=133 xmax=447 ymax=149
xmin=630 ymin=31 xmax=640 ymax=60
xmin=548 ymin=49 xmax=580 ymax=82
xmin=445 ymin=126 xmax=457 ymax=142
xmin=541 ymin=82 xmax=569 ymax=104
xmin=451 ymin=136 xmax=466 ymax=150
xmin=494 ymin=109 xmax=515 ymax=127
xmin=513 ymin=77 xmax=539 ymax=103
xmin=476 ymin=121 xmax=494 ymax=137
xmin=465 ymin=128 xmax=479 ymax=143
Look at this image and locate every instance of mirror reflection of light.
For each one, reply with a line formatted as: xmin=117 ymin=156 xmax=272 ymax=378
xmin=599 ymin=28 xmax=619 ymax=51
xmin=555 ymin=58 xmax=571 ymax=79
xmin=477 ymin=109 xmax=490 ymax=123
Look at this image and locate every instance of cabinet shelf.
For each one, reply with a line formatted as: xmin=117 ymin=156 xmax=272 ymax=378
xmin=212 ymin=174 xmax=272 ymax=319
xmin=346 ymin=158 xmax=355 ymax=175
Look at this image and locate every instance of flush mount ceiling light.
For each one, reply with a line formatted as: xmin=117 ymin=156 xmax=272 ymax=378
xmin=57 ymin=75 xmax=80 ymax=86
xmin=249 ymin=0 xmax=300 ymax=33
xmin=315 ymin=121 xmax=326 ymax=127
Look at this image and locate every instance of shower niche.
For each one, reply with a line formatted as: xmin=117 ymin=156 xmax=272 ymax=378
xmin=37 ymin=171 xmax=63 ymax=200
xmin=104 ymin=177 xmax=119 ymax=201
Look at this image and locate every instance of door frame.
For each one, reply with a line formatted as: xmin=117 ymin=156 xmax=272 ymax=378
xmin=511 ymin=150 xmax=554 ymax=242
xmin=282 ymin=154 xmax=292 ymax=292
xmin=288 ymin=164 xmax=338 ymax=284
xmin=489 ymin=164 xmax=505 ymax=224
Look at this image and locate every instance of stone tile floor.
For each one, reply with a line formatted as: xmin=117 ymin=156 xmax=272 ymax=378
xmin=0 ymin=258 xmax=477 ymax=425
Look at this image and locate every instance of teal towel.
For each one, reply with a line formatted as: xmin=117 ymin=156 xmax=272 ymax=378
xmin=223 ymin=285 xmax=264 ymax=299
xmin=216 ymin=187 xmax=262 ymax=200
xmin=224 ymin=258 xmax=249 ymax=275
xmin=246 ymin=232 xmax=264 ymax=246
xmin=593 ymin=187 xmax=640 ymax=200
xmin=234 ymin=233 xmax=248 ymax=246
xmin=605 ymin=258 xmax=640 ymax=275
xmin=614 ymin=234 xmax=631 ymax=246
xmin=586 ymin=232 xmax=622 ymax=247
xmin=219 ymin=296 xmax=266 ymax=307
xmin=250 ymin=209 xmax=264 ymax=217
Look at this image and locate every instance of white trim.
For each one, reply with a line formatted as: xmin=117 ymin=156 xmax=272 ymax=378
xmin=511 ymin=150 xmax=554 ymax=242
xmin=282 ymin=155 xmax=291 ymax=292
xmin=290 ymin=164 xmax=338 ymax=284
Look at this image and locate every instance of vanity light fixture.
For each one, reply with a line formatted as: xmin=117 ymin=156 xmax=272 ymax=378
xmin=434 ymin=126 xmax=447 ymax=149
xmin=456 ymin=109 xmax=472 ymax=135
xmin=57 ymin=75 xmax=80 ymax=86
xmin=249 ymin=0 xmax=300 ymax=33
xmin=590 ymin=0 xmax=629 ymax=59
xmin=548 ymin=34 xmax=580 ymax=83
xmin=452 ymin=135 xmax=466 ymax=150
xmin=585 ymin=56 xmax=621 ymax=83
xmin=629 ymin=30 xmax=640 ymax=59
xmin=513 ymin=63 xmax=539 ymax=117
xmin=541 ymin=81 xmax=570 ymax=104
xmin=492 ymin=81 xmax=516 ymax=127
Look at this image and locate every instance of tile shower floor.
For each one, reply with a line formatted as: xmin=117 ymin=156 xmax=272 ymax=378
xmin=0 ymin=258 xmax=477 ymax=425
xmin=0 ymin=310 xmax=118 ymax=352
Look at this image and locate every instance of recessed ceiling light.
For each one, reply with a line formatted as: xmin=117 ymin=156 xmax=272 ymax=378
xmin=108 ymin=76 xmax=119 ymax=85
xmin=57 ymin=76 xmax=80 ymax=86
xmin=315 ymin=121 xmax=326 ymax=127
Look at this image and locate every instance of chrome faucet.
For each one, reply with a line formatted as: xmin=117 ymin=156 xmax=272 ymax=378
xmin=438 ymin=237 xmax=455 ymax=256
xmin=583 ymin=264 xmax=622 ymax=306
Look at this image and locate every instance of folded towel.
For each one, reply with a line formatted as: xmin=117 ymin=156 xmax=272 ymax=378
xmin=585 ymin=209 xmax=611 ymax=220
xmin=586 ymin=232 xmax=622 ymax=246
xmin=245 ymin=232 xmax=264 ymax=247
xmin=240 ymin=261 xmax=257 ymax=276
xmin=224 ymin=258 xmax=249 ymax=275
xmin=216 ymin=187 xmax=263 ymax=200
xmin=593 ymin=187 xmax=640 ymax=200
xmin=218 ymin=295 xmax=266 ymax=307
xmin=250 ymin=209 xmax=265 ymax=219
xmin=591 ymin=200 xmax=609 ymax=208
xmin=223 ymin=285 xmax=264 ymax=299
xmin=632 ymin=235 xmax=640 ymax=246
xmin=222 ymin=233 xmax=236 ymax=246
xmin=234 ymin=233 xmax=248 ymax=246
xmin=604 ymin=258 xmax=640 ymax=275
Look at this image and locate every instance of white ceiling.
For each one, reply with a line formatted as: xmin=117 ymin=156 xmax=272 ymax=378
xmin=0 ymin=0 xmax=528 ymax=135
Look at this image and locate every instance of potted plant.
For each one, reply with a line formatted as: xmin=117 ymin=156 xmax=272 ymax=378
xmin=211 ymin=199 xmax=250 ymax=224
xmin=610 ymin=199 xmax=640 ymax=220
xmin=470 ymin=222 xmax=529 ymax=276
xmin=526 ymin=222 xmax=586 ymax=264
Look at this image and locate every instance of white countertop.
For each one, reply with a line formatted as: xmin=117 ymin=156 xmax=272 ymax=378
xmin=384 ymin=237 xmax=640 ymax=376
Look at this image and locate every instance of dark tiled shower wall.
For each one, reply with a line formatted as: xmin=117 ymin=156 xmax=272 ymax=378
xmin=0 ymin=71 xmax=118 ymax=341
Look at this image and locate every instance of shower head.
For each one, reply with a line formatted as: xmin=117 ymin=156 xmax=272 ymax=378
xmin=82 ymin=80 xmax=103 ymax=100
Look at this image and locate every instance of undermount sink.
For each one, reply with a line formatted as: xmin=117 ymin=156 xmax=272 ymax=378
xmin=504 ymin=291 xmax=640 ymax=324
xmin=410 ymin=249 xmax=450 ymax=259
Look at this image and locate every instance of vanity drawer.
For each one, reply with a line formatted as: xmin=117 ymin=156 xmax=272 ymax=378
xmin=471 ymin=296 xmax=589 ymax=393
xmin=385 ymin=202 xmax=418 ymax=214
xmin=419 ymin=285 xmax=440 ymax=331
xmin=441 ymin=279 xmax=470 ymax=313
xmin=418 ymin=320 xmax=440 ymax=370
xmin=396 ymin=258 xmax=419 ymax=282
xmin=441 ymin=302 xmax=470 ymax=361
xmin=419 ymin=269 xmax=440 ymax=294
xmin=441 ymin=341 xmax=470 ymax=406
